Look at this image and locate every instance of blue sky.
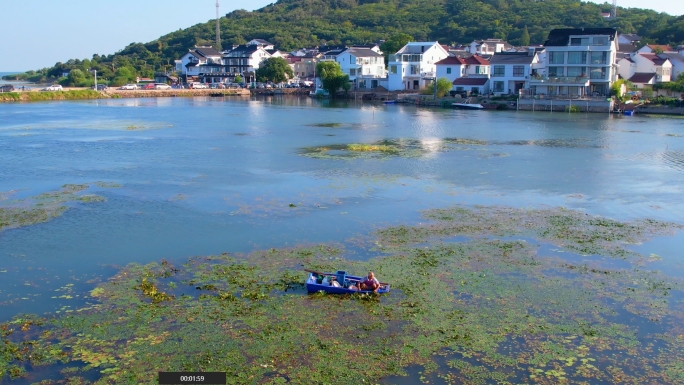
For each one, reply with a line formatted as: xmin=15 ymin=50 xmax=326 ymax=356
xmin=0 ymin=0 xmax=681 ymax=72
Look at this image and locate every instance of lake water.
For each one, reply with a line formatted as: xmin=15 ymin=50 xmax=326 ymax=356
xmin=1 ymin=97 xmax=683 ymax=382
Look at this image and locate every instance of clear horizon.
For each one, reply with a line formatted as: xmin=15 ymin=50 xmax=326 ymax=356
xmin=0 ymin=0 xmax=681 ymax=72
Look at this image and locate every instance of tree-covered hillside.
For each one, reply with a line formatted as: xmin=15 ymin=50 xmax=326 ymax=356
xmin=6 ymin=0 xmax=684 ymax=84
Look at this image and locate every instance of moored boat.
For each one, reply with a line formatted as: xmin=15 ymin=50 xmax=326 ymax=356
xmin=305 ymin=270 xmax=390 ymax=294
xmin=452 ymin=103 xmax=484 ymax=110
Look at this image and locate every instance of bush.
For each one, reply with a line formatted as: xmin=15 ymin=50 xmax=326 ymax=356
xmin=565 ymin=105 xmax=581 ymax=113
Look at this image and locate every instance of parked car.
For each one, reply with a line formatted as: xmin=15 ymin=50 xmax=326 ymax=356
xmin=119 ymin=84 xmax=138 ymax=90
xmin=92 ymin=84 xmax=108 ymax=91
xmin=0 ymin=85 xmax=15 ymax=92
xmin=142 ymin=83 xmax=156 ymax=90
xmin=190 ymin=83 xmax=208 ymax=89
xmin=154 ymin=83 xmax=172 ymax=90
xmin=42 ymin=84 xmax=63 ymax=92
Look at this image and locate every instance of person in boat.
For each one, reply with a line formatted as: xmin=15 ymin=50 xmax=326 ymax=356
xmin=359 ymin=272 xmax=380 ymax=292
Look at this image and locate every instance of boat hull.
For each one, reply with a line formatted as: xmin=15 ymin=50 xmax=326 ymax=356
xmin=306 ymin=273 xmax=390 ymax=294
xmin=452 ymin=103 xmax=484 ymax=110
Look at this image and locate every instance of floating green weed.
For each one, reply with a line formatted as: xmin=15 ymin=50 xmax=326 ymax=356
xmin=1 ymin=206 xmax=683 ymax=384
xmin=0 ymin=183 xmax=114 ymax=232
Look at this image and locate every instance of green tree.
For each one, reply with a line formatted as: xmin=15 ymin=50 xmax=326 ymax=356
xmin=521 ymin=26 xmax=530 ymax=46
xmin=316 ymin=61 xmax=350 ymax=97
xmin=67 ymin=69 xmax=86 ymax=86
xmin=234 ymin=75 xmax=243 ymax=83
xmin=423 ymin=78 xmax=453 ymax=98
xmin=255 ymin=57 xmax=294 ymax=83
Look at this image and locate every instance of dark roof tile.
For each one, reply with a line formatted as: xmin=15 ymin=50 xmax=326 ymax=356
xmin=452 ymin=77 xmax=489 ymax=86
xmin=629 ymin=72 xmax=656 ymax=83
xmin=544 ymin=28 xmax=617 ymax=47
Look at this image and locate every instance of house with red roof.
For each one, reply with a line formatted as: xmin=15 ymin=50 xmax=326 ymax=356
xmin=435 ymin=55 xmax=490 ymax=94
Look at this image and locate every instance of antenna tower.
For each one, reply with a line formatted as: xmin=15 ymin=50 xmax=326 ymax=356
xmin=611 ymin=0 xmax=617 ymax=19
xmin=215 ymin=0 xmax=221 ymax=50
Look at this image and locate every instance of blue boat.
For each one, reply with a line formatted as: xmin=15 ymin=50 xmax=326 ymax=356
xmin=306 ymin=270 xmax=390 ymax=294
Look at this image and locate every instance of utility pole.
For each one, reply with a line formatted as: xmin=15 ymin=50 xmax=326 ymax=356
xmin=215 ymin=0 xmax=221 ymax=51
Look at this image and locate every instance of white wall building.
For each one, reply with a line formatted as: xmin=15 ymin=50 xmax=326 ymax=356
xmin=336 ymin=48 xmax=386 ymax=89
xmin=387 ymin=42 xmax=449 ymax=91
xmin=179 ymin=47 xmax=224 ymax=82
xmin=490 ymin=51 xmax=539 ymax=95
xmin=530 ymin=28 xmax=619 ymax=97
xmin=223 ymin=45 xmax=272 ymax=74
xmin=435 ymin=55 xmax=490 ymax=84
xmin=466 ymin=39 xmax=513 ymax=55
xmin=617 ymin=54 xmax=672 ymax=87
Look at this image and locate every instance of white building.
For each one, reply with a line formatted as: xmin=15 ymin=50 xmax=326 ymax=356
xmin=247 ymin=39 xmax=275 ymax=50
xmin=657 ymin=53 xmax=684 ymax=80
xmin=529 ymin=28 xmax=619 ymax=97
xmin=336 ymin=48 xmax=386 ymax=89
xmin=466 ymin=39 xmax=513 ymax=55
xmin=617 ymin=53 xmax=672 ymax=87
xmin=179 ymin=47 xmax=224 ymax=83
xmin=617 ymin=34 xmax=641 ymax=46
xmin=388 ymin=42 xmax=449 ymax=91
xmin=490 ymin=50 xmax=539 ymax=95
xmin=223 ymin=45 xmax=272 ymax=75
xmin=637 ymin=44 xmax=676 ymax=54
xmin=435 ymin=55 xmax=490 ymax=84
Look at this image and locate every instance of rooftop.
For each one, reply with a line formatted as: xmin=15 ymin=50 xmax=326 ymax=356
xmin=490 ymin=52 xmax=536 ymax=65
xmin=544 ymin=28 xmax=617 ymax=47
xmin=345 ymin=48 xmax=383 ymax=58
xmin=629 ymin=72 xmax=656 ymax=83
xmin=640 ymin=53 xmax=670 ymax=66
xmin=452 ymin=77 xmax=489 ymax=86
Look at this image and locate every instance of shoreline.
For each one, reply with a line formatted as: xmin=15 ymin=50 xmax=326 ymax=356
xmin=0 ymin=88 xmax=250 ymax=102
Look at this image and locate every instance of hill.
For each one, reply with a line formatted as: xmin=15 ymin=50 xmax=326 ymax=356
xmin=5 ymin=0 xmax=684 ymax=84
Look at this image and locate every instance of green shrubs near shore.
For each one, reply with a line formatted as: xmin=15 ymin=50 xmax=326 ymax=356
xmin=565 ymin=105 xmax=582 ymax=113
xmin=0 ymin=90 xmax=103 ymax=102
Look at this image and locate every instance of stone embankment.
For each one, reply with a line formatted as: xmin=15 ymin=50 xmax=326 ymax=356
xmin=105 ymin=88 xmax=250 ymax=98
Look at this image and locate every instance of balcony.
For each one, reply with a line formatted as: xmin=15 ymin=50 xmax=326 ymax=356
xmin=530 ymin=76 xmax=590 ymax=86
xmin=394 ymin=54 xmax=423 ymax=63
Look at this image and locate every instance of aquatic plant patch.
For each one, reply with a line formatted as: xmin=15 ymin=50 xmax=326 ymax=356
xmin=1 ymin=206 xmax=683 ymax=384
xmin=0 ymin=183 xmax=118 ymax=232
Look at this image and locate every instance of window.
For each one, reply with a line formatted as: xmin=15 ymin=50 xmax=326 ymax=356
xmin=590 ymin=67 xmax=606 ymax=79
xmin=567 ymin=67 xmax=586 ymax=77
xmin=349 ymin=69 xmax=356 ymax=76
xmin=513 ymin=66 xmax=525 ymax=77
xmin=569 ymin=86 xmax=579 ymax=95
xmin=447 ymin=67 xmax=452 ymax=74
xmin=476 ymin=66 xmax=487 ymax=74
xmin=570 ymin=38 xmax=590 ymax=46
xmin=410 ymin=65 xmax=419 ymax=75
xmin=549 ymin=52 xmax=565 ymax=64
xmin=492 ymin=66 xmax=505 ymax=77
xmin=590 ymin=52 xmax=607 ymax=65
xmin=390 ymin=65 xmax=397 ymax=74
xmin=548 ymin=67 xmax=564 ymax=77
xmin=593 ymin=37 xmax=609 ymax=46
xmin=493 ymin=81 xmax=504 ymax=92
xmin=567 ymin=52 xmax=587 ymax=64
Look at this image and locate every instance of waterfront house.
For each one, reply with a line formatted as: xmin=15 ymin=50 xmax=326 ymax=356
xmin=293 ymin=52 xmax=322 ymax=80
xmin=435 ymin=55 xmax=490 ymax=84
xmin=180 ymin=46 xmax=225 ymax=84
xmin=452 ymin=77 xmax=490 ymax=95
xmin=617 ymin=53 xmax=672 ymax=86
xmin=223 ymin=45 xmax=272 ymax=75
xmin=336 ymin=48 xmax=387 ymax=89
xmin=490 ymin=50 xmax=539 ymax=95
xmin=388 ymin=42 xmax=449 ymax=91
xmin=529 ymin=28 xmax=619 ymax=97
